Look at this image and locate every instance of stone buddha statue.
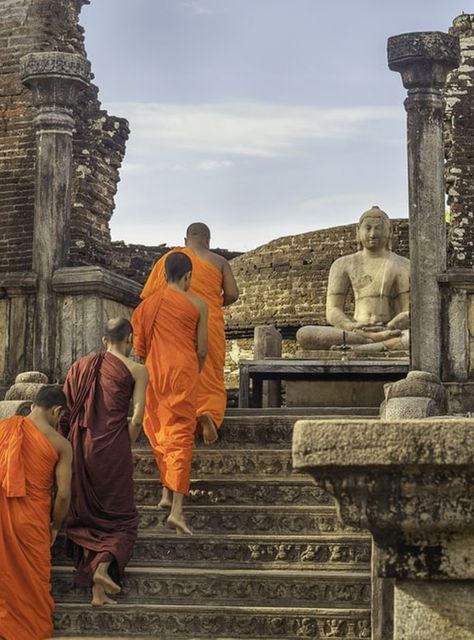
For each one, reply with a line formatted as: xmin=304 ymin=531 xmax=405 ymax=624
xmin=297 ymin=206 xmax=410 ymax=353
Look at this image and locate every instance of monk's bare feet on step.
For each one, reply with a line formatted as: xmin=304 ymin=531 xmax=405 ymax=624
xmin=159 ymin=486 xmax=172 ymax=509
xmin=93 ymin=562 xmax=121 ymax=595
xmin=167 ymin=513 xmax=193 ymax=536
xmin=198 ymin=413 xmax=218 ymax=445
xmin=91 ymin=584 xmax=118 ymax=607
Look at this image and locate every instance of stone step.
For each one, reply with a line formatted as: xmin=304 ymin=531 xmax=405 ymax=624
xmin=135 ymin=409 xmax=378 ymax=449
xmin=53 ymin=533 xmax=371 ymax=571
xmin=133 ymin=448 xmax=294 ymax=479
xmin=134 ymin=477 xmax=333 ymax=507
xmin=136 ymin=505 xmax=351 ymax=535
xmin=53 ymin=603 xmax=371 ymax=639
xmin=53 ymin=566 xmax=371 ymax=608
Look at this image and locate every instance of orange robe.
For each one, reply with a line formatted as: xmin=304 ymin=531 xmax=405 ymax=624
xmin=132 ymin=287 xmax=200 ymax=495
xmin=141 ymin=247 xmax=227 ymax=428
xmin=0 ymin=416 xmax=58 ymax=640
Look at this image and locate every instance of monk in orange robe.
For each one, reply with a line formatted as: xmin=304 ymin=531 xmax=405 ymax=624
xmin=140 ymin=222 xmax=239 ymax=444
xmin=132 ymin=251 xmax=208 ymax=535
xmin=0 ymin=386 xmax=72 ymax=640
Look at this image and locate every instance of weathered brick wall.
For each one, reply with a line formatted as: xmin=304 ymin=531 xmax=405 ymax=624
xmin=110 ymin=242 xmax=243 ymax=286
xmin=0 ymin=0 xmax=128 ymax=273
xmin=225 ymin=220 xmax=410 ymax=338
xmin=445 ymin=14 xmax=474 ymax=268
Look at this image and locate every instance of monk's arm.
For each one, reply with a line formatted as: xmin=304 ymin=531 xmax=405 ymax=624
xmin=222 ymin=259 xmax=239 ymax=307
xmin=129 ymin=365 xmax=148 ymax=443
xmin=51 ymin=439 xmax=73 ymax=544
xmin=196 ymin=302 xmax=208 ymax=372
xmin=131 ymin=303 xmax=147 ymax=361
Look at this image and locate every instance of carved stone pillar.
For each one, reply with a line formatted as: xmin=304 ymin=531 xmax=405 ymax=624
xmin=388 ymin=32 xmax=460 ymax=377
xmin=20 ymin=52 xmax=90 ymax=378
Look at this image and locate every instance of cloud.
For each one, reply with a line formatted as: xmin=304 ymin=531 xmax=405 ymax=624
xmin=180 ymin=1 xmax=215 ymax=16
xmin=299 ymin=192 xmax=378 ymax=211
xmin=109 ymin=101 xmax=401 ymax=160
xmin=197 ymin=159 xmax=234 ymax=171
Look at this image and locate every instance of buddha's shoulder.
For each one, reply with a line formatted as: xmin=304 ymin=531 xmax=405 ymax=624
xmin=330 ymin=252 xmax=358 ymax=269
xmin=389 ymin=251 xmax=410 ymax=269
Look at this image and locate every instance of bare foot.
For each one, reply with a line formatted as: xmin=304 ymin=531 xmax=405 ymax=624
xmin=159 ymin=487 xmax=172 ymax=509
xmin=167 ymin=514 xmax=193 ymax=536
xmin=93 ymin=567 xmax=121 ymax=595
xmin=91 ymin=585 xmax=118 ymax=607
xmin=198 ymin=414 xmax=218 ymax=445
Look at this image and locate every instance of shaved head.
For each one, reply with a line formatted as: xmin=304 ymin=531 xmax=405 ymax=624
xmin=165 ymin=251 xmax=193 ymax=282
xmin=186 ymin=222 xmax=210 ymax=242
xmin=104 ymin=317 xmax=133 ymax=343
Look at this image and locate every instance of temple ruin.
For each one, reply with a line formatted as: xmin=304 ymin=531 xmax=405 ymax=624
xmin=1 ymin=1 xmax=474 ymax=639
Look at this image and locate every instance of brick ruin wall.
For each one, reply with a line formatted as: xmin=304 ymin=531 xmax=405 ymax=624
xmin=445 ymin=14 xmax=474 ymax=268
xmin=110 ymin=242 xmax=242 ymax=286
xmin=0 ymin=0 xmax=128 ymax=273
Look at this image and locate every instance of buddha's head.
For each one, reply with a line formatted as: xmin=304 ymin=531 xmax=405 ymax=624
xmin=357 ymin=205 xmax=392 ymax=251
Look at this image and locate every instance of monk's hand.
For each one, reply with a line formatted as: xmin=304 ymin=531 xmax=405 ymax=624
xmin=50 ymin=527 xmax=59 ymax=546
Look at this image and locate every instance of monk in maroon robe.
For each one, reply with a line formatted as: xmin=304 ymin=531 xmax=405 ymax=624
xmin=61 ymin=318 xmax=148 ymax=606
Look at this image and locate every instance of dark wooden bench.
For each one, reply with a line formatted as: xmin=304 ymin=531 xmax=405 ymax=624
xmin=238 ymin=358 xmax=409 ymax=408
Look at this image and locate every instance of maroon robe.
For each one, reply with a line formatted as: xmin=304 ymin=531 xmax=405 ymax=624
xmin=61 ymin=352 xmax=138 ymax=587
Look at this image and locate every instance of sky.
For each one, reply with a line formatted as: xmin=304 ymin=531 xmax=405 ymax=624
xmin=80 ymin=0 xmax=471 ymax=251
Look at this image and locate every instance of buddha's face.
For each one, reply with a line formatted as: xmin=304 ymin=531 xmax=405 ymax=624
xmin=358 ymin=215 xmax=390 ymax=250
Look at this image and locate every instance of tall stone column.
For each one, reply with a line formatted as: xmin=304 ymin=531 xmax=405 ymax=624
xmin=388 ymin=32 xmax=460 ymax=376
xmin=20 ymin=52 xmax=90 ymax=378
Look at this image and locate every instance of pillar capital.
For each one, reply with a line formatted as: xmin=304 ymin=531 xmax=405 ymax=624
xmin=19 ymin=52 xmax=90 ymax=126
xmin=388 ymin=31 xmax=460 ymax=92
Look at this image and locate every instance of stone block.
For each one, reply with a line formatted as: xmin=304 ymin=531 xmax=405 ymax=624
xmin=5 ymin=382 xmax=46 ymax=401
xmin=395 ymin=581 xmax=474 ymax=639
xmin=286 ymin=380 xmax=386 ymax=407
xmin=15 ymin=371 xmax=48 ymax=384
xmin=381 ymin=370 xmax=448 ymax=418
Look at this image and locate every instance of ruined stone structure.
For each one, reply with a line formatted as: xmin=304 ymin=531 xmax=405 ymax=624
xmin=445 ymin=14 xmax=474 ymax=268
xmin=0 ymin=0 xmax=128 ymax=271
xmin=0 ymin=3 xmax=473 ymax=639
xmin=0 ymin=0 xmax=140 ymax=387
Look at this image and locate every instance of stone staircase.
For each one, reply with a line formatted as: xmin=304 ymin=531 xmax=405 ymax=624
xmin=52 ymin=408 xmax=375 ymax=639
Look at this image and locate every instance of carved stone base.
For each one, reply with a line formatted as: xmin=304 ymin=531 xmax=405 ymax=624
xmin=54 ymin=604 xmax=371 ymax=638
xmin=53 ymin=566 xmax=370 ymax=608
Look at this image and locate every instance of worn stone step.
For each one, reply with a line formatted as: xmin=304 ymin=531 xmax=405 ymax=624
xmin=133 ymin=448 xmax=294 ymax=479
xmin=53 ymin=566 xmax=370 ymax=608
xmin=136 ymin=505 xmax=351 ymax=535
xmin=134 ymin=477 xmax=333 ymax=507
xmin=53 ymin=533 xmax=371 ymax=571
xmin=53 ymin=603 xmax=371 ymax=639
xmin=135 ymin=409 xmax=378 ymax=449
